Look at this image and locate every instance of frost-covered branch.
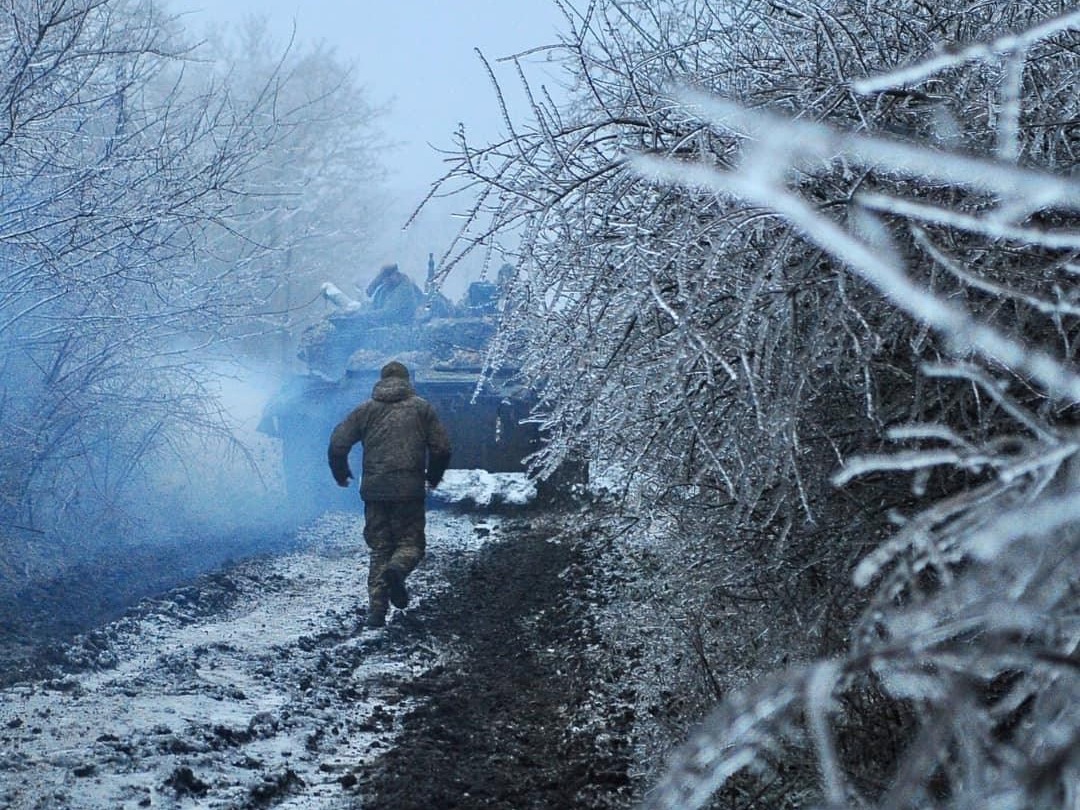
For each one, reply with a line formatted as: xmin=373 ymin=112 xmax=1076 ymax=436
xmin=858 ymin=193 xmax=1080 ymax=251
xmin=679 ymin=91 xmax=1080 ymax=212
xmin=854 ymin=9 xmax=1080 ymax=93
xmin=634 ymin=149 xmax=1080 ymax=402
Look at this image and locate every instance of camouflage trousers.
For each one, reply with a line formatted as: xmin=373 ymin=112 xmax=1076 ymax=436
xmin=362 ymin=498 xmax=426 ymax=615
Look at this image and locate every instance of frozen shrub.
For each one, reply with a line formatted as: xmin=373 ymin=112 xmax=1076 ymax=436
xmin=435 ymin=1 xmax=1080 ymax=805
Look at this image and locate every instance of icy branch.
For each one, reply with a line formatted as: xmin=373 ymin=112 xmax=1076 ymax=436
xmin=858 ymin=193 xmax=1080 ymax=251
xmin=632 ymin=152 xmax=1080 ymax=403
xmin=832 ymin=447 xmax=1000 ymax=487
xmin=920 ymin=361 xmax=1058 ymax=441
xmin=885 ymin=423 xmax=976 ymax=450
xmin=997 ymin=51 xmax=1025 ymax=163
xmin=806 ymin=661 xmax=846 ymax=806
xmin=964 ymin=490 xmax=1080 ymax=561
xmin=641 ymin=674 xmax=803 ymax=810
xmin=853 ymin=9 xmax=1080 ymax=93
xmin=677 ymin=91 xmax=1080 ymax=212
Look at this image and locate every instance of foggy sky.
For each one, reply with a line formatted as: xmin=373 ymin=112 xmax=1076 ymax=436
xmin=170 ymin=0 xmax=570 ymax=294
xmin=175 ymin=0 xmax=568 ymax=193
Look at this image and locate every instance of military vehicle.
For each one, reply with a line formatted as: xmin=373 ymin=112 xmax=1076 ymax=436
xmin=258 ymin=261 xmax=545 ymax=515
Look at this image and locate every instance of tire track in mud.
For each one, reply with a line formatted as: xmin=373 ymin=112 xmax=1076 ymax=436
xmin=361 ymin=518 xmax=633 ymax=810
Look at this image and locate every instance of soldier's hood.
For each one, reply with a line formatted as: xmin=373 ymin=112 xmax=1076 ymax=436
xmin=372 ymin=377 xmax=415 ymax=403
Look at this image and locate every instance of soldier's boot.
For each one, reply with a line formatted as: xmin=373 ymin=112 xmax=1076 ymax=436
xmin=381 ymin=567 xmax=409 ymax=610
xmin=366 ymin=605 xmax=387 ymax=629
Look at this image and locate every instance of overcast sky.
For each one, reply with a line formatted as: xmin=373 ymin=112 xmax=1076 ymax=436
xmin=170 ymin=1 xmax=570 ymax=293
xmin=175 ymin=0 xmax=569 ymax=192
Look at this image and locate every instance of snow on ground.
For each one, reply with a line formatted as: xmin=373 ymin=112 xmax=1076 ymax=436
xmin=0 ymin=487 xmax=517 ymax=809
xmin=431 ymin=469 xmax=536 ymax=507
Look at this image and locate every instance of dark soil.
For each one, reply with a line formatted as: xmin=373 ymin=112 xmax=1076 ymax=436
xmin=362 ymin=518 xmax=634 ymax=809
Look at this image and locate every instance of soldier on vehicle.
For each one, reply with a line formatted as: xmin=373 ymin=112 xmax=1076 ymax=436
xmin=363 ymin=263 xmax=426 ymax=325
xmin=327 ymin=361 xmax=451 ymax=628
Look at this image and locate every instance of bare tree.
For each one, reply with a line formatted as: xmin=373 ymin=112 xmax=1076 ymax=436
xmin=192 ymin=16 xmax=386 ymax=365
xmin=0 ymin=0 xmax=381 ymax=542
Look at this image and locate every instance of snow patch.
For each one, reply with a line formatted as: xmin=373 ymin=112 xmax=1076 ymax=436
xmin=431 ymin=469 xmax=536 ymax=506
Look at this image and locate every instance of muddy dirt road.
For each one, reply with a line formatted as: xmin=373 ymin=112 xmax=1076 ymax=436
xmin=363 ymin=524 xmax=631 ymax=809
xmin=0 ymin=506 xmax=634 ymax=809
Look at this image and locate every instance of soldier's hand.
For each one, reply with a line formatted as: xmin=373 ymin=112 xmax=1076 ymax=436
xmin=334 ymin=473 xmax=352 ymax=488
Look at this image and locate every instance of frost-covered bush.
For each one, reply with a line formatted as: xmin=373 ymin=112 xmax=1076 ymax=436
xmin=435 ymin=0 xmax=1080 ymax=806
xmin=640 ymin=10 xmax=1080 ymax=807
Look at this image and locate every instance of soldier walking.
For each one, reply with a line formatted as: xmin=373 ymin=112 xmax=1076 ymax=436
xmin=328 ymin=361 xmax=451 ymax=628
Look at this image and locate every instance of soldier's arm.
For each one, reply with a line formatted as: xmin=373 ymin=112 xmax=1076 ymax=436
xmin=423 ymin=404 xmax=452 ymax=488
xmin=327 ymin=405 xmax=367 ymax=486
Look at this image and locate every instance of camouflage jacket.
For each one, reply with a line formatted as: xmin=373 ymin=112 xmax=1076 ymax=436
xmin=328 ymin=377 xmax=451 ymax=501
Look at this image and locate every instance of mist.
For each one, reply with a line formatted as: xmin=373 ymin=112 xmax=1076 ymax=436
xmin=0 ymin=1 xmax=405 ymax=645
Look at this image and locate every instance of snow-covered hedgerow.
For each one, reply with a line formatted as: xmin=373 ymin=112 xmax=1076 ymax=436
xmin=433 ymin=1 xmax=1080 ymax=807
xmin=638 ymin=11 xmax=1080 ymax=807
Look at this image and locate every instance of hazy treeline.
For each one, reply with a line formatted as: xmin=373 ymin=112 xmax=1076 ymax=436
xmin=437 ymin=1 xmax=1080 ymax=807
xmin=0 ymin=0 xmax=380 ymax=575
